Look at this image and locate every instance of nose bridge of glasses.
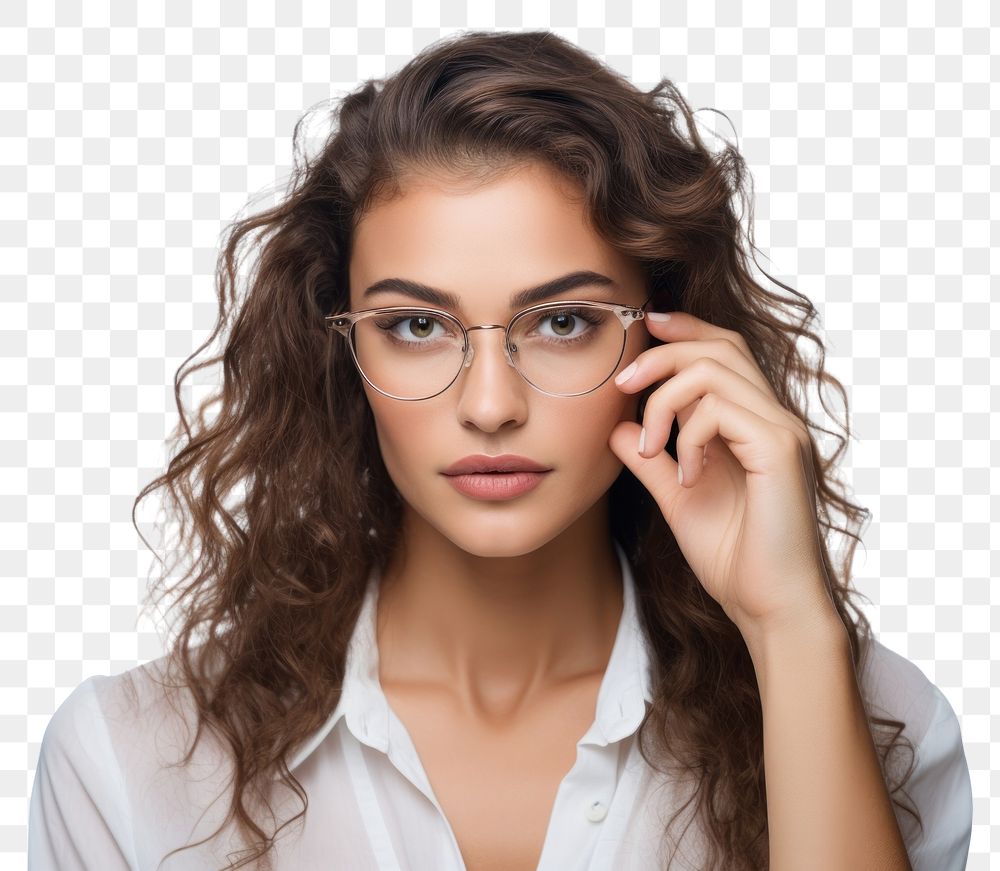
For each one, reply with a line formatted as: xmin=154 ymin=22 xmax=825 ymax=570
xmin=462 ymin=323 xmax=516 ymax=371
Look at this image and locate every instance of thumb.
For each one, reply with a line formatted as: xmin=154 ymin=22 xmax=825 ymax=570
xmin=608 ymin=420 xmax=682 ymax=517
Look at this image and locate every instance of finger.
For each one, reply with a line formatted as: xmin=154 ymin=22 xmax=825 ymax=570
xmin=674 ymin=392 xmax=804 ymax=488
xmin=608 ymin=419 xmax=682 ymax=519
xmin=641 ymin=310 xmax=766 ymax=387
xmin=637 ymin=357 xmax=807 ymax=461
xmin=616 ymin=334 xmax=777 ymax=404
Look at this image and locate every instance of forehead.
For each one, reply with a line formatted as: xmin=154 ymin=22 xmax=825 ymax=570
xmin=348 ymin=163 xmax=644 ymax=311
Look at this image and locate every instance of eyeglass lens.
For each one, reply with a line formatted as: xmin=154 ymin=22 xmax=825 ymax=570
xmin=350 ymin=304 xmax=629 ymax=399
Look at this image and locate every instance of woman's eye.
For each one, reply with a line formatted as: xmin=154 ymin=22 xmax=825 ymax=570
xmin=374 ymin=314 xmax=452 ymax=344
xmin=526 ymin=309 xmax=604 ymax=342
xmin=398 ymin=316 xmax=439 ymax=339
xmin=542 ymin=312 xmax=583 ymax=337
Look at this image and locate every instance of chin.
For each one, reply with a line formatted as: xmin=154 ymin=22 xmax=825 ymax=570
xmin=413 ymin=503 xmax=574 ymax=560
xmin=449 ymin=538 xmax=549 ymax=560
xmin=444 ymin=516 xmax=564 ymax=558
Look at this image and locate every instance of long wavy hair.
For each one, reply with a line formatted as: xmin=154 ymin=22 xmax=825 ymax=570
xmin=131 ymin=28 xmax=922 ymax=870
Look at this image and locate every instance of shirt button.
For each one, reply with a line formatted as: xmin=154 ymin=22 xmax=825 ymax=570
xmin=585 ymin=800 xmax=608 ymax=822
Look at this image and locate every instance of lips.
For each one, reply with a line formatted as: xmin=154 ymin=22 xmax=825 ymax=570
xmin=442 ymin=453 xmax=552 ymax=475
xmin=444 ymin=469 xmax=549 ymax=500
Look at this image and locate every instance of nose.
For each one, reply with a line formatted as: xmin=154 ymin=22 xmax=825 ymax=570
xmin=452 ymin=326 xmax=529 ymax=430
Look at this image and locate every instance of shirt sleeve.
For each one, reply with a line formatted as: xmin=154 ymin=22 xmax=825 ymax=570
xmin=899 ymin=684 xmax=973 ymax=871
xmin=28 ymin=675 xmax=139 ymax=871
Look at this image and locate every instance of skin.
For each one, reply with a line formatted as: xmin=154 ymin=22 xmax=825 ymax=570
xmin=347 ymin=161 xmax=653 ymax=869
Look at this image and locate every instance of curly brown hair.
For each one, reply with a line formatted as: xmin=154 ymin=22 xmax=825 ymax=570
xmin=130 ymin=28 xmax=923 ymax=870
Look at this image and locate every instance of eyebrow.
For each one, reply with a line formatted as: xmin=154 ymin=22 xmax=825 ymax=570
xmin=362 ymin=270 xmax=618 ymax=310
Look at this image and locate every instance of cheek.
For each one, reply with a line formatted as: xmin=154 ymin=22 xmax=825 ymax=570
xmin=367 ymin=395 xmax=429 ymax=464
xmin=562 ymin=386 xmax=637 ymax=460
xmin=607 ymin=381 xmax=643 ymax=424
xmin=364 ymin=395 xmax=463 ymax=517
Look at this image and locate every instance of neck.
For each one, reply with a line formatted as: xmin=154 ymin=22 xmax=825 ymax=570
xmin=374 ymin=500 xmax=623 ymax=724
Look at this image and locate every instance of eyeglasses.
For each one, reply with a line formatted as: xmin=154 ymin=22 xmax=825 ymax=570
xmin=326 ymin=291 xmax=654 ymax=401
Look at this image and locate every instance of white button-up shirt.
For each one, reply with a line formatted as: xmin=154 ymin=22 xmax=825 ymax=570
xmin=28 ymin=539 xmax=973 ymax=869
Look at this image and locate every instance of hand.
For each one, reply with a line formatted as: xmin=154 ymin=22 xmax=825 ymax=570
xmin=608 ymin=311 xmax=839 ymax=639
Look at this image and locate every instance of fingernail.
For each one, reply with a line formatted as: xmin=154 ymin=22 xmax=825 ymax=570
xmin=637 ymin=427 xmax=646 ymax=455
xmin=678 ymin=463 xmax=684 ymax=485
xmin=615 ymin=361 xmax=638 ymax=385
xmin=647 ymin=312 xmax=672 ymax=322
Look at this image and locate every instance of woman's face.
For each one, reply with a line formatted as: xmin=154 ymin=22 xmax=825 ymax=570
xmin=348 ymin=161 xmax=651 ymax=557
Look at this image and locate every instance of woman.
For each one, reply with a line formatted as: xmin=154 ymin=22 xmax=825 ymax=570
xmin=28 ymin=29 xmax=972 ymax=871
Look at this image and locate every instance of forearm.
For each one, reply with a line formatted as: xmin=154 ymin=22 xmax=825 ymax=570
xmin=742 ymin=604 xmax=912 ymax=871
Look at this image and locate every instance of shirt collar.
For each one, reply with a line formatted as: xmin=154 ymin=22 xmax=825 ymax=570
xmin=286 ymin=538 xmax=654 ymax=773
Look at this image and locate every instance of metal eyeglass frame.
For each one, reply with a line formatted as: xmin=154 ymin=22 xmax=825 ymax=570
xmin=325 ymin=290 xmax=656 ymax=401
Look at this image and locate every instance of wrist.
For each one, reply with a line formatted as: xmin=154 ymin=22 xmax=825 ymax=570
xmin=739 ymin=598 xmax=849 ymax=674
